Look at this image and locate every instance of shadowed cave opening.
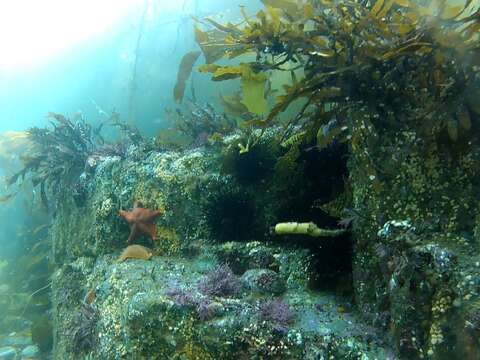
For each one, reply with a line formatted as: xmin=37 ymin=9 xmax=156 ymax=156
xmin=276 ymin=142 xmax=354 ymax=298
xmin=205 ymin=139 xmax=354 ymax=298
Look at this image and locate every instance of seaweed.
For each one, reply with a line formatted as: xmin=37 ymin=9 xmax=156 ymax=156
xmin=68 ymin=303 xmax=99 ymax=354
xmin=190 ymin=0 xmax=480 ymax=159
xmin=258 ymin=299 xmax=294 ymax=332
xmin=198 ymin=63 xmax=269 ymax=115
xmin=197 ymin=264 xmax=242 ymax=297
xmin=160 ymin=101 xmax=236 ymax=148
xmin=7 ymin=113 xmax=99 ymax=207
xmin=107 ymin=110 xmax=143 ymax=144
xmin=173 ymin=51 xmax=201 ymax=103
xmin=6 ymin=112 xmax=133 ymax=207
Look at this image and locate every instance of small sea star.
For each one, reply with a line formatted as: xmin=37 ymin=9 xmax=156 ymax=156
xmin=119 ymin=202 xmax=164 ymax=243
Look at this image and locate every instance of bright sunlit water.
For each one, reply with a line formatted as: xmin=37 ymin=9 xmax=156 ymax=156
xmin=0 ymin=0 xmax=261 ymax=133
xmin=0 ymin=0 xmax=139 ymax=70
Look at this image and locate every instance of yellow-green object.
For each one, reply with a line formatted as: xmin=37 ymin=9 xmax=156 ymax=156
xmin=274 ymin=222 xmax=345 ymax=237
xmin=240 ymin=64 xmax=268 ymax=115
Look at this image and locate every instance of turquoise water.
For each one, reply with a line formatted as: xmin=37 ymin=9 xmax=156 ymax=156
xmin=1 ymin=1 xmax=478 ymax=358
xmin=0 ymin=0 xmax=260 ymax=253
xmin=0 ymin=2 xmax=263 ymax=356
xmin=0 ymin=0 xmax=261 ymax=135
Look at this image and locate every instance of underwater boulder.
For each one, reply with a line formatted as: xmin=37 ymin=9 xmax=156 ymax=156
xmin=20 ymin=345 xmax=39 ymax=358
xmin=0 ymin=347 xmax=16 ymax=360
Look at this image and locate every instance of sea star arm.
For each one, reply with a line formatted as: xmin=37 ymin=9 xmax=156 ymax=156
xmin=144 ymin=210 xmax=162 ymax=222
xmin=138 ymin=222 xmax=158 ymax=240
xmin=128 ymin=223 xmax=139 ymax=243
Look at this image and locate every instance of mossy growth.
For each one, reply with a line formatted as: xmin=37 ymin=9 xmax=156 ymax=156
xmin=157 ymin=226 xmax=181 ymax=255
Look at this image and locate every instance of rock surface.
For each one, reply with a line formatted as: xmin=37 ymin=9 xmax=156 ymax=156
xmin=53 ymin=243 xmax=391 ymax=359
xmin=21 ymin=345 xmax=40 ymax=358
xmin=0 ymin=347 xmax=16 ymax=360
xmin=49 ymin=143 xmax=393 ymax=359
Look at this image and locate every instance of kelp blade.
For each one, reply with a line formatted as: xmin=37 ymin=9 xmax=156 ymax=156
xmin=173 ymin=51 xmax=201 ymax=103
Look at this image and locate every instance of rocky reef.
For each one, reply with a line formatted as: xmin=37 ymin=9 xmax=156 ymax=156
xmin=3 ymin=1 xmax=480 ymax=358
xmin=43 ymin=114 xmax=480 ymax=359
xmin=349 ymin=128 xmax=480 ymax=359
xmin=48 ymin=138 xmax=393 ymax=359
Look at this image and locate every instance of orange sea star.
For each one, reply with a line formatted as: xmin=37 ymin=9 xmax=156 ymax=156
xmin=119 ymin=202 xmax=164 ymax=243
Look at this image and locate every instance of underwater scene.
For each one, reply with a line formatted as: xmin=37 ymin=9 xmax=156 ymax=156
xmin=0 ymin=0 xmax=480 ymax=359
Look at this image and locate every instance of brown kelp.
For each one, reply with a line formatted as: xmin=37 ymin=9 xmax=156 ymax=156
xmin=6 ymin=113 xmax=100 ymax=207
xmin=158 ymin=101 xmax=237 ymax=148
xmin=191 ymin=0 xmax=480 ymax=171
xmin=6 ymin=112 xmax=135 ymax=207
xmin=173 ymin=51 xmax=201 ymax=103
xmin=0 ymin=131 xmax=31 ymax=174
xmin=106 ymin=110 xmax=143 ymax=144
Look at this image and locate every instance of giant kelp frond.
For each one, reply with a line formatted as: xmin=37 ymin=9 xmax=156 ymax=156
xmin=7 ymin=113 xmax=100 ymax=207
xmin=193 ymin=0 xmax=480 ymax=160
xmin=173 ymin=51 xmax=201 ymax=103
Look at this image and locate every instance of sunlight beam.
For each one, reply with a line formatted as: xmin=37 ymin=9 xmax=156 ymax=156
xmin=0 ymin=0 xmax=140 ymax=70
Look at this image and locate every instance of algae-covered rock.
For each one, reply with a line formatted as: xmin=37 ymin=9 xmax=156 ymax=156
xmin=52 ymin=252 xmax=391 ymax=359
xmin=350 ymin=124 xmax=480 ymax=358
xmin=241 ymin=269 xmax=286 ymax=295
xmin=50 ymin=141 xmax=392 ymax=359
